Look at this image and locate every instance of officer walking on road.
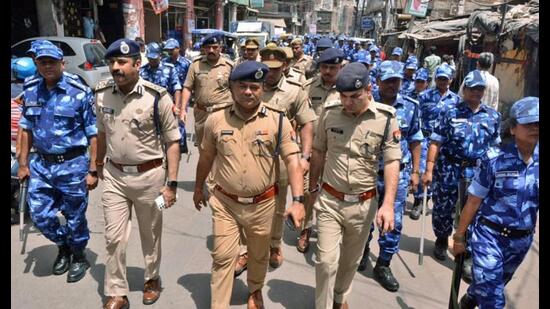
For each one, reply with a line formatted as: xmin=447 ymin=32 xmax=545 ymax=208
xmin=400 ymin=56 xmax=418 ymax=95
xmin=162 ymin=38 xmax=191 ymax=108
xmin=17 ymin=41 xmax=98 ymax=283
xmin=193 ymin=61 xmax=306 ymax=309
xmin=453 ymin=97 xmax=539 ymax=309
xmin=95 ymin=39 xmax=181 ymax=309
xmin=307 ymin=63 xmax=401 ymax=309
xmin=405 ymin=67 xmax=429 ymax=100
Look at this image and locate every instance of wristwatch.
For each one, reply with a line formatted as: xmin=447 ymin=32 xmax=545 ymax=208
xmin=166 ymin=180 xmax=178 ymax=188
xmin=292 ymin=195 xmax=305 ymax=203
xmin=88 ymin=170 xmax=98 ymax=177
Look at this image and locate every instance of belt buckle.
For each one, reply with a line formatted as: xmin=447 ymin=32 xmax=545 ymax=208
xmin=56 ymin=155 xmax=65 ymax=163
xmin=500 ymin=227 xmax=511 ymax=237
xmin=237 ymin=196 xmax=254 ymax=204
xmin=343 ymin=194 xmax=360 ymax=203
xmin=206 ymin=106 xmax=213 ymax=113
xmin=122 ymin=165 xmax=139 ymax=173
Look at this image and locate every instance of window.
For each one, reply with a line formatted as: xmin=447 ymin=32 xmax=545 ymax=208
xmin=49 ymin=41 xmax=77 ymax=57
xmin=11 ymin=41 xmax=32 ymax=58
xmin=83 ymin=43 xmax=107 ymax=67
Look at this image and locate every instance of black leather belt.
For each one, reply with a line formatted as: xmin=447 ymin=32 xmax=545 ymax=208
xmin=39 ymin=147 xmax=87 ymax=164
xmin=479 ymin=217 xmax=534 ymax=239
xmin=378 ymin=163 xmax=406 ymax=177
xmin=444 ymin=155 xmax=477 ymax=167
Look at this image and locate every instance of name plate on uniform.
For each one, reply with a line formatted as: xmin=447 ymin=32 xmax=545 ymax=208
xmin=495 ymin=171 xmax=519 ymax=178
xmin=221 ymin=130 xmax=234 ymax=136
xmin=330 ymin=128 xmax=344 ymax=134
xmin=102 ymin=107 xmax=115 ymax=114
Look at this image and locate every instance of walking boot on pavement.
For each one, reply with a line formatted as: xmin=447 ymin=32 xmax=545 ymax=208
xmin=297 ymin=227 xmax=312 ymax=253
xmin=247 ymin=289 xmax=264 ymax=309
xmin=103 ymin=296 xmax=130 ymax=309
xmin=234 ymin=253 xmax=248 ymax=277
xmin=52 ymin=244 xmax=71 ymax=275
xmin=373 ymin=257 xmax=399 ymax=292
xmin=143 ymin=277 xmax=161 ymax=305
xmin=459 ymin=292 xmax=477 ymax=309
xmin=409 ymin=197 xmax=422 ymax=220
xmin=269 ymin=247 xmax=283 ymax=268
xmin=357 ymin=245 xmax=370 ymax=271
xmin=433 ymin=236 xmax=448 ymax=261
xmin=67 ymin=247 xmax=90 ymax=282
xmin=333 ymin=301 xmax=349 ymax=309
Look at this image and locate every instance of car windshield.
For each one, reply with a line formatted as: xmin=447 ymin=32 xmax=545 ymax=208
xmin=83 ymin=43 xmax=107 ymax=67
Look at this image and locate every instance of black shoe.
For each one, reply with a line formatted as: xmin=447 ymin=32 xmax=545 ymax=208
xmin=462 ymin=254 xmax=473 ymax=284
xmin=459 ymin=293 xmax=477 ymax=309
xmin=67 ymin=248 xmax=90 ymax=283
xmin=433 ymin=237 xmax=448 ymax=261
xmin=52 ymin=245 xmax=71 ymax=275
xmin=357 ymin=246 xmax=370 ymax=271
xmin=409 ymin=198 xmax=422 ymax=220
xmin=373 ymin=264 xmax=399 ymax=292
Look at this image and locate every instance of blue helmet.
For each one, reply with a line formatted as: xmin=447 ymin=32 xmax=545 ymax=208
xmin=11 ymin=57 xmax=36 ymax=80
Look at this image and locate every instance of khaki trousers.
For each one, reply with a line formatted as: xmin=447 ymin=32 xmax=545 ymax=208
xmin=314 ymin=190 xmax=378 ymax=308
xmin=102 ymin=163 xmax=165 ymax=296
xmin=193 ymin=107 xmax=208 ymax=147
xmin=210 ymin=188 xmax=276 ymax=309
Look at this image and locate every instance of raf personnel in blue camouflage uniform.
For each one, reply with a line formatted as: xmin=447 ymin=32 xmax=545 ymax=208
xmin=358 ymin=61 xmax=423 ymax=292
xmin=389 ymin=47 xmax=403 ymax=63
xmin=400 ymin=56 xmax=417 ymax=95
xmin=453 ymin=97 xmax=538 ymax=309
xmin=409 ymin=63 xmax=460 ymax=220
xmin=422 ymin=70 xmax=501 ymax=262
xmin=405 ymin=67 xmax=429 ymax=100
xmin=140 ymin=42 xmax=182 ymax=106
xmin=17 ymin=41 xmax=97 ymax=283
xmin=162 ymin=38 xmax=191 ymax=110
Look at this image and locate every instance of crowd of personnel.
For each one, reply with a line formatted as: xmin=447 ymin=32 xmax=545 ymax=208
xmin=10 ymin=31 xmax=539 ymax=309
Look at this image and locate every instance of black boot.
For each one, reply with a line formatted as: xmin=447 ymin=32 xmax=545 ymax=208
xmin=433 ymin=236 xmax=448 ymax=261
xmin=459 ymin=293 xmax=477 ymax=309
xmin=357 ymin=246 xmax=370 ymax=271
xmin=67 ymin=248 xmax=90 ymax=283
xmin=409 ymin=198 xmax=422 ymax=220
xmin=52 ymin=244 xmax=71 ymax=275
xmin=373 ymin=258 xmax=399 ymax=292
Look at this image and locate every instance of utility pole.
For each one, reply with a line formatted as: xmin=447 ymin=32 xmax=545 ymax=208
xmin=493 ymin=3 xmax=508 ymax=75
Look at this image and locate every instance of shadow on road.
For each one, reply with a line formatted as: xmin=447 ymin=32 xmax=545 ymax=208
xmin=266 ymin=278 xmax=315 ymax=308
xmin=178 ymin=181 xmax=196 ymax=193
xmin=206 ymin=234 xmax=214 ymax=252
xmin=177 ymin=273 xmax=249 ymax=308
xmin=398 ymin=234 xmax=454 ymax=271
xmin=22 ymin=245 xmax=99 ymax=279
xmin=396 ymin=295 xmax=415 ymax=309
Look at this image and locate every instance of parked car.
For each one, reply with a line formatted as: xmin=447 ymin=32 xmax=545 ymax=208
xmin=11 ymin=36 xmax=111 ymax=88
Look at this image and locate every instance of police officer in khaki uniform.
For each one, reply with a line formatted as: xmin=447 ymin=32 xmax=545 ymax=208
xmin=307 ymin=63 xmax=401 ymax=309
xmin=193 ymin=61 xmax=306 ymax=309
xmin=235 ymin=38 xmax=262 ymax=66
xmin=95 ymin=39 xmax=181 ymax=309
xmin=290 ymin=38 xmax=313 ymax=75
xmin=179 ymin=33 xmax=234 ymax=146
xmin=281 ymin=46 xmax=307 ymax=84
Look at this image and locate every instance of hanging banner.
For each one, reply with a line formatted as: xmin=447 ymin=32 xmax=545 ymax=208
xmin=405 ymin=0 xmax=429 ymax=18
xmin=149 ymin=0 xmax=169 ymax=15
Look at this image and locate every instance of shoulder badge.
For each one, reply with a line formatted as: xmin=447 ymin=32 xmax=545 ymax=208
xmin=263 ymin=102 xmax=286 ymax=113
xmin=193 ymin=55 xmax=203 ymax=62
xmin=23 ymin=76 xmax=40 ymax=88
xmin=291 ymin=67 xmax=304 ymax=75
xmin=303 ymin=77 xmax=316 ymax=88
xmin=224 ymin=59 xmax=235 ymax=68
xmin=374 ymin=102 xmax=396 ymax=116
xmin=324 ymin=100 xmax=342 ymax=109
xmin=142 ymin=80 xmax=168 ymax=96
xmin=94 ymin=79 xmax=115 ymax=92
xmin=285 ymin=78 xmax=302 ymax=88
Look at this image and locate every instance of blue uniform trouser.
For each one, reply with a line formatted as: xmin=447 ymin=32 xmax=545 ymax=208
xmin=367 ymin=168 xmax=410 ymax=262
xmin=28 ymin=153 xmax=90 ymax=250
xmin=413 ymin=138 xmax=432 ymax=199
xmin=466 ymin=223 xmax=533 ymax=309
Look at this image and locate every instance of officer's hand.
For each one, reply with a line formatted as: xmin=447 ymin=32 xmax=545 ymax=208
xmin=284 ymin=202 xmax=305 ymax=230
xmin=97 ymin=166 xmax=104 ymax=180
xmin=86 ymin=173 xmax=98 ymax=191
xmin=410 ymin=173 xmax=420 ymax=193
xmin=422 ymin=170 xmax=433 ymax=187
xmin=453 ymin=239 xmax=466 ymax=257
xmin=161 ymin=186 xmax=177 ymax=209
xmin=173 ymin=106 xmax=181 ymax=116
xmin=376 ymin=204 xmax=395 ymax=235
xmin=179 ymin=110 xmax=187 ymax=123
xmin=193 ymin=188 xmax=207 ymax=211
xmin=17 ymin=165 xmax=30 ymax=181
xmin=299 ymin=158 xmax=310 ymax=175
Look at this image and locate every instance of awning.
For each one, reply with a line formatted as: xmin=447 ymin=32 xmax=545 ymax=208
xmin=246 ymin=7 xmax=259 ymax=13
xmin=257 ymin=17 xmax=286 ymax=28
xmin=398 ymin=16 xmax=470 ymax=41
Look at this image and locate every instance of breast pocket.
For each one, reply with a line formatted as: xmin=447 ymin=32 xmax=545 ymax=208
xmin=253 ymin=136 xmax=274 ymax=157
xmin=327 ymin=127 xmax=346 ymax=150
xmin=219 ymin=135 xmax=237 ymax=156
xmin=24 ymin=106 xmax=42 ymax=120
xmin=197 ymin=73 xmax=209 ymax=88
xmin=53 ymin=106 xmax=77 ymax=132
xmin=361 ymin=134 xmax=383 ymax=161
xmin=130 ymin=111 xmax=155 ymax=137
xmin=493 ymin=174 xmax=519 ymax=198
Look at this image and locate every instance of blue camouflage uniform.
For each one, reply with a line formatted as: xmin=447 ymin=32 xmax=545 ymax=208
xmin=414 ymin=65 xmax=460 ymax=200
xmin=366 ymin=61 xmax=423 ymax=262
xmin=430 ymin=70 xmax=501 ymax=240
xmin=19 ymin=44 xmax=97 ymax=251
xmin=400 ymin=56 xmax=418 ymax=95
xmin=463 ymin=97 xmax=539 ymax=309
xmin=405 ymin=68 xmax=429 ymax=100
xmin=140 ymin=42 xmax=182 ymax=97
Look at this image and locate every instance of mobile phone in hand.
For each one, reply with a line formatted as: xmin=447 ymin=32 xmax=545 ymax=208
xmin=285 ymin=214 xmax=296 ymax=231
xmin=155 ymin=195 xmax=166 ymax=210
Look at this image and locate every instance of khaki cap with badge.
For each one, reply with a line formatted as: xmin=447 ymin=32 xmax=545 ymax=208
xmin=260 ymin=45 xmax=286 ymax=69
xmin=245 ymin=38 xmax=260 ymax=49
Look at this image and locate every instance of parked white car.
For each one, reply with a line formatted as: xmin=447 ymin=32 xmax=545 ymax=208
xmin=11 ymin=36 xmax=112 ymax=89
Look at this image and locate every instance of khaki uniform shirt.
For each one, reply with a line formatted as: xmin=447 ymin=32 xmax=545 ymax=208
xmin=313 ymin=100 xmax=402 ymax=193
xmin=95 ymin=78 xmax=181 ymax=165
xmin=285 ymin=67 xmax=307 ymax=84
xmin=305 ymin=75 xmax=341 ymax=133
xmin=202 ymin=102 xmax=301 ymax=196
xmin=291 ymin=55 xmax=313 ymax=75
xmin=262 ymin=76 xmax=317 ymax=126
xmin=183 ymin=55 xmax=234 ymax=107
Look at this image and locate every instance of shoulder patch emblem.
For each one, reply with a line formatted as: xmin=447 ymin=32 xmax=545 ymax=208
xmin=392 ymin=129 xmax=401 ymax=143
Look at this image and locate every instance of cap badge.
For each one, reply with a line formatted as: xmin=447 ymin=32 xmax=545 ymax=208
xmin=212 ymin=37 xmax=218 ymax=43
xmin=355 ymin=79 xmax=363 ymax=89
xmin=120 ymin=41 xmax=130 ymax=54
xmin=255 ymin=69 xmax=264 ymax=79
xmin=269 ymin=54 xmax=275 ymax=60
xmin=335 ymin=57 xmax=340 ymax=63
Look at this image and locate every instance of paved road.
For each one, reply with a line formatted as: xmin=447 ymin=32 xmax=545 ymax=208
xmin=11 ymin=112 xmax=539 ymax=308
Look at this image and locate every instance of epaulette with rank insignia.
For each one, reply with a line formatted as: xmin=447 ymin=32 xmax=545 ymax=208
xmin=142 ymin=80 xmax=168 ymax=96
xmin=66 ymin=78 xmax=88 ymax=92
xmin=291 ymin=67 xmax=304 ymax=75
xmin=192 ymin=56 xmax=203 ymax=62
xmin=95 ymin=79 xmax=115 ymax=92
xmin=303 ymin=77 xmax=316 ymax=88
xmin=324 ymin=100 xmax=342 ymax=109
xmin=286 ymin=78 xmax=303 ymax=88
xmin=224 ymin=58 xmax=234 ymax=68
xmin=263 ymin=102 xmax=286 ymax=113
xmin=374 ymin=102 xmax=396 ymax=116
xmin=23 ymin=76 xmax=41 ymax=88
xmin=163 ymin=62 xmax=175 ymax=68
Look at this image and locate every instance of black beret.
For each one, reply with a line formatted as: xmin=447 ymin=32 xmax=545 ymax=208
xmin=202 ymin=33 xmax=223 ymax=46
xmin=318 ymin=48 xmax=345 ymax=64
xmin=104 ymin=39 xmax=141 ymax=59
xmin=336 ymin=62 xmax=370 ymax=92
xmin=230 ymin=61 xmax=269 ymax=82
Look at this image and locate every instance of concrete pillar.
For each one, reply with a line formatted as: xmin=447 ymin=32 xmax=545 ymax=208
xmin=230 ymin=3 xmax=237 ymax=23
xmin=184 ymin=0 xmax=195 ymax=49
xmin=35 ymin=0 xmax=64 ymax=37
xmin=216 ymin=0 xmax=224 ymax=30
xmin=122 ymin=0 xmax=144 ymax=39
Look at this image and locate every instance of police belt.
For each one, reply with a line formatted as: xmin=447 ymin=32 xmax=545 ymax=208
xmin=39 ymin=147 xmax=87 ymax=164
xmin=443 ymin=155 xmax=477 ymax=168
xmin=322 ymin=183 xmax=376 ymax=203
xmin=479 ymin=217 xmax=534 ymax=239
xmin=109 ymin=158 xmax=163 ymax=174
xmin=215 ymin=184 xmax=278 ymax=205
xmin=377 ymin=163 xmax=406 ymax=177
